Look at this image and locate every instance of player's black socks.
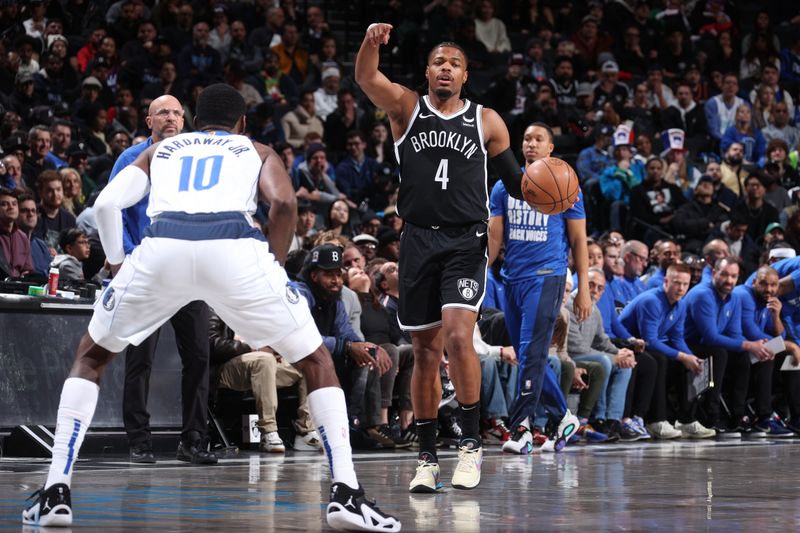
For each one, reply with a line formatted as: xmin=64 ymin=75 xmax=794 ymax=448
xmin=416 ymin=418 xmax=438 ymax=463
xmin=459 ymin=402 xmax=482 ymax=448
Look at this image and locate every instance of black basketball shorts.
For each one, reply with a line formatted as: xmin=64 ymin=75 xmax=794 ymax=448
xmin=397 ymin=221 xmax=488 ymax=331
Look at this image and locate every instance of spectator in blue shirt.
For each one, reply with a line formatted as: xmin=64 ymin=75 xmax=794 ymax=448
xmin=779 ymin=33 xmax=800 ymax=86
xmin=720 ymin=105 xmax=766 ymax=165
xmin=575 ymin=124 xmax=613 ymax=187
xmin=609 ymin=240 xmax=648 ymax=306
xmin=620 ymin=264 xmax=710 ymax=439
xmin=684 ymin=256 xmax=772 ymax=436
xmin=335 ymin=130 xmax=378 ymax=205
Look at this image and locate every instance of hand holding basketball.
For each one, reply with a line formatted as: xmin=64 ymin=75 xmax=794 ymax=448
xmin=521 ymin=157 xmax=580 ymax=215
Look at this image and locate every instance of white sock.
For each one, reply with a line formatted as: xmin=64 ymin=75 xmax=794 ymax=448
xmin=45 ymin=377 xmax=99 ymax=489
xmin=520 ymin=417 xmax=530 ymax=430
xmin=307 ymin=387 xmax=359 ymax=490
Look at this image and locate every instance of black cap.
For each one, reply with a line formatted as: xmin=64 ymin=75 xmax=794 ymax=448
xmin=361 ymin=210 xmax=380 ymax=224
xmin=90 ymin=54 xmax=110 ymax=70
xmin=697 ymin=174 xmax=714 ymax=185
xmin=307 ymin=244 xmax=343 ymax=270
xmin=377 ymin=227 xmax=400 ymax=247
xmin=297 ymin=199 xmax=313 ymax=214
xmin=67 ymin=142 xmax=89 ymax=157
xmin=306 ymin=142 xmax=325 ymax=161
xmin=3 ymin=134 xmax=27 ymax=152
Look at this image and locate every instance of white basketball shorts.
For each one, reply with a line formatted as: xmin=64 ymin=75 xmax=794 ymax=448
xmin=88 ymin=236 xmax=322 ymax=363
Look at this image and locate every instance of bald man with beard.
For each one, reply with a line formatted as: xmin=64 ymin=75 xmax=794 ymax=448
xmin=108 ymin=95 xmax=216 ymax=465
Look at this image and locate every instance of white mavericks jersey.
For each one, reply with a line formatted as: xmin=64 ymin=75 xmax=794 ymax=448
xmin=147 ymin=131 xmax=261 ymax=218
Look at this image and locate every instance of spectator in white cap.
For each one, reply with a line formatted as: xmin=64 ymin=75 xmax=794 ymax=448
xmin=314 ymin=64 xmax=341 ymax=121
xmin=599 ymin=124 xmax=643 ymax=232
xmin=662 ymin=128 xmax=702 ymax=192
xmin=592 ymin=59 xmax=629 ymax=112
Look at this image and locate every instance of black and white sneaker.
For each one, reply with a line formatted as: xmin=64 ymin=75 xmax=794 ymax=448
xmin=22 ymin=483 xmax=72 ymax=527
xmin=327 ymin=483 xmax=401 ymax=532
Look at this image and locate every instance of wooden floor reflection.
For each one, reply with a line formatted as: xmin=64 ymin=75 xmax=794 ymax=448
xmin=3 ymin=439 xmax=800 ymax=531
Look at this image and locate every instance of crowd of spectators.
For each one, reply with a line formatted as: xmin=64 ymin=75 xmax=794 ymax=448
xmin=3 ymin=0 xmax=800 ymax=451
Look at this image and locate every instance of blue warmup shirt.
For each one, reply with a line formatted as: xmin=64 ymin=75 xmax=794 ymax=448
xmin=44 ymin=152 xmax=67 ymax=169
xmin=597 ymin=280 xmax=632 ymax=339
xmin=644 ymin=268 xmax=665 ymax=290
xmin=683 ymin=282 xmax=745 ymax=351
xmin=608 ymin=275 xmax=645 ymax=306
xmin=489 ymin=179 xmax=585 ymax=283
xmin=701 ymin=266 xmax=712 ymax=284
xmin=619 ymin=287 xmax=690 ymax=359
xmin=108 ymin=138 xmax=154 ymax=253
xmin=733 ymin=284 xmax=780 ymax=341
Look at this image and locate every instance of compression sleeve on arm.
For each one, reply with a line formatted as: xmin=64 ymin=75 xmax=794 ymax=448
xmin=95 ymin=165 xmax=150 ymax=265
xmin=490 ymin=148 xmax=524 ymax=200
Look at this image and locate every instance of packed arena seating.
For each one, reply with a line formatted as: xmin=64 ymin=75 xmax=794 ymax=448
xmin=3 ymin=0 xmax=800 ymax=456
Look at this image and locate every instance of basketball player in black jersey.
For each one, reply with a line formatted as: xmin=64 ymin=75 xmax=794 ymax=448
xmin=356 ymin=23 xmax=528 ymax=492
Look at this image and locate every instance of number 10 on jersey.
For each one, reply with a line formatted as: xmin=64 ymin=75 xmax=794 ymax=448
xmin=434 ymin=158 xmax=449 ymax=190
xmin=178 ymin=155 xmax=223 ymax=191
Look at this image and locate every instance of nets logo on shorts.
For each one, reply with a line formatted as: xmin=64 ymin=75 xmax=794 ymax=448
xmin=457 ymin=278 xmax=479 ymax=301
xmin=102 ymin=287 xmax=115 ymax=311
xmin=285 ymin=283 xmax=300 ymax=304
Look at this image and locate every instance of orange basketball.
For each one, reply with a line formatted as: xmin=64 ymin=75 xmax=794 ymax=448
xmin=521 ymin=157 xmax=580 ymax=215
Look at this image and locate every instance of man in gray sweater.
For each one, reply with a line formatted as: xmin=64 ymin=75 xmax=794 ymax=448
xmin=567 ymin=268 xmax=637 ymax=440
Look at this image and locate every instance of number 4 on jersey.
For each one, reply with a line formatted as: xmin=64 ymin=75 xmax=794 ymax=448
xmin=434 ymin=158 xmax=449 ymax=190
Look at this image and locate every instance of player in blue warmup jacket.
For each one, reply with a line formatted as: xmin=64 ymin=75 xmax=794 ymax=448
xmin=683 ymin=256 xmax=772 ymax=435
xmin=620 ymin=263 xmax=712 ymax=438
xmin=607 ymin=240 xmax=648 ymax=306
xmin=488 ymin=122 xmax=591 ymax=454
xmin=736 ymin=258 xmax=800 ymax=436
xmin=733 ymin=266 xmax=797 ymax=434
xmin=643 ymin=240 xmax=680 ymax=290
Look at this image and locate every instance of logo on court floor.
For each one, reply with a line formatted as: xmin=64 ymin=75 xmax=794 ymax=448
xmin=102 ymin=287 xmax=115 ymax=311
xmin=285 ymin=283 xmax=300 ymax=304
xmin=457 ymin=278 xmax=479 ymax=300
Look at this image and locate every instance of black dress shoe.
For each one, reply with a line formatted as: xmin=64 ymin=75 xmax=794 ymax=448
xmin=130 ymin=444 xmax=156 ymax=464
xmin=176 ymin=441 xmax=218 ymax=464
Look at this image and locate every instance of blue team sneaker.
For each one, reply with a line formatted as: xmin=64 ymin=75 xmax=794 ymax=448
xmin=755 ymin=414 xmax=795 ymax=438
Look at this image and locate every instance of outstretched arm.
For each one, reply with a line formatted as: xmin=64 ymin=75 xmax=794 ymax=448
xmin=256 ymin=143 xmax=297 ymax=265
xmin=354 ymin=23 xmax=418 ymax=137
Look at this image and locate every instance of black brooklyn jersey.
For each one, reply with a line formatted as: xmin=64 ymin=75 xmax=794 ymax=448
xmin=394 ymin=96 xmax=488 ymax=226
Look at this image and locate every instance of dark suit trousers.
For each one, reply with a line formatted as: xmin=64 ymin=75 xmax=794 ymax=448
xmin=123 ymin=300 xmax=210 ymax=446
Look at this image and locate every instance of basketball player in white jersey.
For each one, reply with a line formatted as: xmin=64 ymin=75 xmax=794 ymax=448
xmin=22 ymin=84 xmax=400 ymax=532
